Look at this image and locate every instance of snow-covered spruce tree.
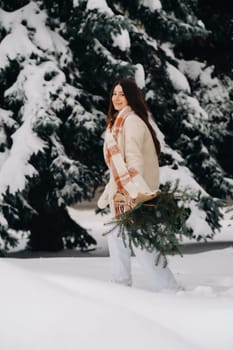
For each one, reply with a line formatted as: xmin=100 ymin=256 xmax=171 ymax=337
xmin=55 ymin=0 xmax=227 ymax=238
xmin=0 ymin=1 xmax=106 ymax=253
xmin=175 ymin=0 xmax=233 ymax=179
xmin=115 ymin=0 xmax=233 ymax=198
xmin=181 ymin=0 xmax=233 ymax=78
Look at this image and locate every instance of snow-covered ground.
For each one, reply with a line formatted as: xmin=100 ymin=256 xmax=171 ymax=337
xmin=1 ymin=208 xmax=233 ymax=350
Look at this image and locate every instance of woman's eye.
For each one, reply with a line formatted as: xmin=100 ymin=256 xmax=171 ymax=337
xmin=112 ymin=92 xmax=124 ymax=96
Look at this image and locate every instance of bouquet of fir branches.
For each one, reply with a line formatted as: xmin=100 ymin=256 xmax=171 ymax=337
xmin=104 ymin=182 xmax=195 ymax=267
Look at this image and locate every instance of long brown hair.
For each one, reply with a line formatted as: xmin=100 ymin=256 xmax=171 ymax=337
xmin=107 ymin=78 xmax=161 ymax=157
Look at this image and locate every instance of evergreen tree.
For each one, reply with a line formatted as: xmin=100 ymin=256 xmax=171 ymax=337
xmin=0 ymin=1 xmax=103 ymax=252
xmin=0 ymin=0 xmax=232 ymax=254
xmin=176 ymin=0 xmax=233 ymax=177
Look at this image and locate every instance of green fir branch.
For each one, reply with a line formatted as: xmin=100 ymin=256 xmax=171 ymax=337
xmin=105 ymin=181 xmax=196 ymax=267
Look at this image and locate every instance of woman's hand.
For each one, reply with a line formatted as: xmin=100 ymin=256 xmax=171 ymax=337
xmin=113 ymin=192 xmax=128 ymax=204
xmin=114 ymin=191 xmax=157 ymax=207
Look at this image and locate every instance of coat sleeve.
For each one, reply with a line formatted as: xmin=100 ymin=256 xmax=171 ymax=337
xmin=123 ymin=115 xmax=152 ymax=193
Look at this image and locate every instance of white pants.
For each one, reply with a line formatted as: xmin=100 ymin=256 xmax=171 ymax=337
xmin=107 ymin=228 xmax=179 ymax=291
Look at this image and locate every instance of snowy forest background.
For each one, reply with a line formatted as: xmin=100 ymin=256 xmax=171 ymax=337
xmin=0 ymin=0 xmax=233 ymax=255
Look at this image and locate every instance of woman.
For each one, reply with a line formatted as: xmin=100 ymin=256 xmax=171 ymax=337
xmin=98 ymin=78 xmax=178 ymax=291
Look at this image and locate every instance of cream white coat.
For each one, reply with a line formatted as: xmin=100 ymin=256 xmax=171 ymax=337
xmin=98 ymin=111 xmax=160 ymax=212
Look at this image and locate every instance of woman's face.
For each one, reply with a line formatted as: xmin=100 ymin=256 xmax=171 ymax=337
xmin=112 ymin=84 xmax=128 ymax=111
